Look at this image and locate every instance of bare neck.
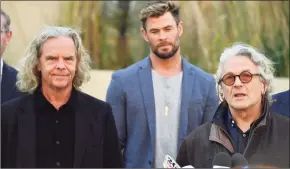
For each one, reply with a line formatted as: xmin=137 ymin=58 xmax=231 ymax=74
xmin=229 ymin=101 xmax=262 ymax=132
xmin=150 ymin=50 xmax=182 ymax=77
xmin=41 ymin=85 xmax=72 ymax=110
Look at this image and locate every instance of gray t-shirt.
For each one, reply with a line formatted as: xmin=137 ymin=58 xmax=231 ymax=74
xmin=152 ymin=70 xmax=183 ymax=168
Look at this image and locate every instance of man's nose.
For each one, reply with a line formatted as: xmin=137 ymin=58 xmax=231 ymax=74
xmin=233 ymin=76 xmax=243 ymax=86
xmin=158 ymin=31 xmax=168 ymax=40
xmin=56 ymin=59 xmax=65 ymax=69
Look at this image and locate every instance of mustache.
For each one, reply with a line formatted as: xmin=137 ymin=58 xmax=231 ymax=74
xmin=52 ymin=73 xmax=69 ymax=76
xmin=157 ymin=42 xmax=172 ymax=48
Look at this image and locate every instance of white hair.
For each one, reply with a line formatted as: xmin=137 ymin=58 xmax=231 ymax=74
xmin=216 ymin=42 xmax=275 ymax=103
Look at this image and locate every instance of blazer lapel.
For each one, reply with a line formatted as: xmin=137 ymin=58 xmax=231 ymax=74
xmin=138 ymin=57 xmax=156 ymax=151
xmin=73 ymin=106 xmax=90 ymax=167
xmin=178 ymin=58 xmax=195 ymax=147
xmin=17 ymin=98 xmax=36 ymax=167
xmin=1 ymin=63 xmax=12 ymax=101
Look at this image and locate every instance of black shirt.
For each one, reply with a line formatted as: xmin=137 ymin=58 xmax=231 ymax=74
xmin=35 ymin=87 xmax=76 ymax=168
xmin=226 ymin=109 xmax=266 ymax=154
xmin=226 ymin=110 xmax=250 ymax=154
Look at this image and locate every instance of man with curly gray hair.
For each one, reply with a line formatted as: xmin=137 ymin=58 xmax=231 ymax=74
xmin=1 ymin=26 xmax=123 ymax=168
xmin=176 ymin=42 xmax=289 ymax=168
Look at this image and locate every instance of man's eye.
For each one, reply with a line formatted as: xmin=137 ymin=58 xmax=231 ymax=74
xmin=47 ymin=57 xmax=56 ymax=60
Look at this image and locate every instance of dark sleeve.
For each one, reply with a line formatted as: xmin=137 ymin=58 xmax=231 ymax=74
xmin=103 ymin=104 xmax=124 ymax=168
xmin=1 ymin=106 xmax=8 ymax=168
xmin=1 ymin=102 xmax=17 ymax=168
xmin=176 ymin=140 xmax=190 ymax=167
xmin=202 ymin=76 xmax=219 ymax=123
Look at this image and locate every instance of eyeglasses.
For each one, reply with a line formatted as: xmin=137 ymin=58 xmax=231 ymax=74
xmin=219 ymin=71 xmax=262 ymax=86
xmin=0 ymin=29 xmax=8 ymax=33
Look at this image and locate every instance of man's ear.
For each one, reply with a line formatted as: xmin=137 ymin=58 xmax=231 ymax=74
xmin=36 ymin=60 xmax=41 ymax=71
xmin=177 ymin=21 xmax=183 ymax=37
xmin=141 ymin=27 xmax=149 ymax=42
xmin=6 ymin=31 xmax=12 ymax=44
xmin=262 ymin=81 xmax=267 ymax=95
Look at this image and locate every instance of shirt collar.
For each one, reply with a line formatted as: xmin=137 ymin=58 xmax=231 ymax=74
xmin=0 ymin=57 xmax=3 ymax=75
xmin=34 ymin=86 xmax=78 ymax=112
xmin=226 ymin=107 xmax=266 ymax=130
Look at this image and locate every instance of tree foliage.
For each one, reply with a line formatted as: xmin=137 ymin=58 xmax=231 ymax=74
xmin=59 ymin=1 xmax=289 ymax=77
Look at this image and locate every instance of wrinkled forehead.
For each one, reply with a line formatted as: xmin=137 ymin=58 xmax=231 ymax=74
xmin=222 ymin=55 xmax=259 ymax=75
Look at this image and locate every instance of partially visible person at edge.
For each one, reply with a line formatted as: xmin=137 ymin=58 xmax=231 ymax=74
xmin=270 ymin=89 xmax=289 ymax=118
xmin=0 ymin=9 xmax=25 ymax=104
xmin=1 ymin=26 xmax=123 ymax=168
xmin=176 ymin=42 xmax=289 ymax=168
xmin=106 ymin=1 xmax=219 ymax=168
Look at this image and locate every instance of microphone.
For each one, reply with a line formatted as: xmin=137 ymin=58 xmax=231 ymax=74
xmin=231 ymin=153 xmax=248 ymax=168
xmin=182 ymin=165 xmax=194 ymax=168
xmin=163 ymin=155 xmax=181 ymax=168
xmin=212 ymin=152 xmax=232 ymax=168
xmin=163 ymin=155 xmax=194 ymax=168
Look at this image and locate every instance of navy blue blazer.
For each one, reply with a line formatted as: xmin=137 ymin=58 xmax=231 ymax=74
xmin=1 ymin=62 xmax=24 ymax=104
xmin=106 ymin=56 xmax=219 ymax=168
xmin=270 ymin=89 xmax=289 ymax=118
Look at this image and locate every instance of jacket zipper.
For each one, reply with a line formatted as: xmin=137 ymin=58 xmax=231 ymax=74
xmin=242 ymin=124 xmax=263 ymax=158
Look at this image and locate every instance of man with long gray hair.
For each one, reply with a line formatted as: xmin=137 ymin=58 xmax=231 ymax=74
xmin=176 ymin=42 xmax=289 ymax=168
xmin=1 ymin=26 xmax=123 ymax=168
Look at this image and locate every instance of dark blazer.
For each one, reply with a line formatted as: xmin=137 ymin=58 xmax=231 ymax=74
xmin=270 ymin=90 xmax=289 ymax=118
xmin=1 ymin=62 xmax=24 ymax=104
xmin=1 ymin=88 xmax=123 ymax=168
xmin=106 ymin=56 xmax=219 ymax=168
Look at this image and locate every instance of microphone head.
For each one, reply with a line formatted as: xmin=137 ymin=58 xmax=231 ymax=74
xmin=212 ymin=152 xmax=232 ymax=168
xmin=231 ymin=153 xmax=248 ymax=168
xmin=182 ymin=165 xmax=194 ymax=168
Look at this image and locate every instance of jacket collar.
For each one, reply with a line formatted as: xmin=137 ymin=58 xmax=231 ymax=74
xmin=138 ymin=55 xmax=196 ymax=151
xmin=212 ymin=98 xmax=270 ymax=130
xmin=209 ymin=98 xmax=270 ymax=153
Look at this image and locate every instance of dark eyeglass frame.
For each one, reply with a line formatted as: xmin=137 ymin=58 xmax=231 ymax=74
xmin=218 ymin=71 xmax=262 ymax=86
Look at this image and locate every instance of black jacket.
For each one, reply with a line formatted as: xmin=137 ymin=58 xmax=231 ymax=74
xmin=1 ymin=62 xmax=25 ymax=104
xmin=176 ymin=100 xmax=289 ymax=168
xmin=1 ymin=88 xmax=123 ymax=168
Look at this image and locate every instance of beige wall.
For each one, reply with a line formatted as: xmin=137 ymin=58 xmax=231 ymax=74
xmin=1 ymin=1 xmax=62 ymax=66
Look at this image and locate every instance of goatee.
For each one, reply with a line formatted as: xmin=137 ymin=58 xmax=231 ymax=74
xmin=152 ymin=45 xmax=179 ymax=60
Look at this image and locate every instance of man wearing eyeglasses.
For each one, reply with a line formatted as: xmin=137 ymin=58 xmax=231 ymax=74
xmin=176 ymin=43 xmax=289 ymax=168
xmin=1 ymin=9 xmax=24 ymax=104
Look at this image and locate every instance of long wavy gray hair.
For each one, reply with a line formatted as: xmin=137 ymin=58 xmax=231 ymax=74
xmin=16 ymin=26 xmax=91 ymax=93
